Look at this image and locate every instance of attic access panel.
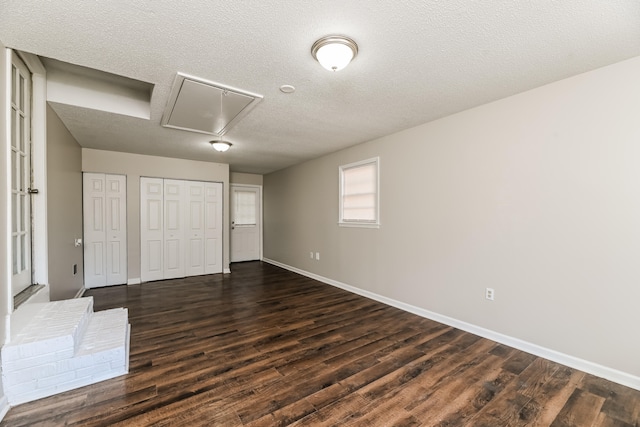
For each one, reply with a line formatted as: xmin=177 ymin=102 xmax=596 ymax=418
xmin=161 ymin=73 xmax=263 ymax=136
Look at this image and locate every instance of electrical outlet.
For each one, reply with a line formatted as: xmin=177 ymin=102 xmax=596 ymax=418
xmin=310 ymin=251 xmax=314 ymax=259
xmin=315 ymin=252 xmax=320 ymax=261
xmin=485 ymin=288 xmax=495 ymax=301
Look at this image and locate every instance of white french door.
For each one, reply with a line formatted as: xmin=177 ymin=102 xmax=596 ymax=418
xmin=83 ymin=173 xmax=127 ymax=288
xmin=230 ymin=185 xmax=261 ymax=263
xmin=10 ymin=52 xmax=32 ymax=296
xmin=140 ymin=178 xmax=222 ymax=282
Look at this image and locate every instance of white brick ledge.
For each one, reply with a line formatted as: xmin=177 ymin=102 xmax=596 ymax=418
xmin=1 ymin=299 xmax=130 ymax=406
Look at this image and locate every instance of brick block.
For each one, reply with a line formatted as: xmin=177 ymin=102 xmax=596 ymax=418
xmin=3 ymin=350 xmax=74 ymax=372
xmin=36 ymin=370 xmax=77 ymax=389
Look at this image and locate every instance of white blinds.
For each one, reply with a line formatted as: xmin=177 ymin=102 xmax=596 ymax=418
xmin=234 ymin=190 xmax=257 ymax=225
xmin=342 ymin=161 xmax=377 ymax=222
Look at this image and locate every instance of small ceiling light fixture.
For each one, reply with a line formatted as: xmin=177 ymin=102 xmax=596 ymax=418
xmin=210 ymin=140 xmax=232 ymax=152
xmin=311 ymin=35 xmax=358 ymax=71
xmin=279 ymin=84 xmax=296 ymax=94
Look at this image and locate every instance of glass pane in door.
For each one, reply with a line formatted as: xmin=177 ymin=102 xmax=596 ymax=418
xmin=234 ymin=191 xmax=256 ymax=226
xmin=12 ymin=237 xmax=17 ymax=275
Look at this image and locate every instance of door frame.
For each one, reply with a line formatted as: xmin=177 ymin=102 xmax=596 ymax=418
xmin=230 ymin=184 xmax=262 ymax=263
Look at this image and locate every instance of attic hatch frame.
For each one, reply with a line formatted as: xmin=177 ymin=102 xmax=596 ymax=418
xmin=161 ymin=72 xmax=263 ymax=136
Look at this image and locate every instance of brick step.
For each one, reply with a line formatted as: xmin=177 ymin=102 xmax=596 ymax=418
xmin=1 ymin=298 xmax=130 ymax=405
xmin=6 ymin=297 xmax=94 ymax=360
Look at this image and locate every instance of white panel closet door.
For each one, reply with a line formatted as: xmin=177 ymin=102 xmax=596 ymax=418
xmin=83 ymin=173 xmax=107 ymax=287
xmin=185 ymin=181 xmax=205 ymax=276
xmin=105 ymin=175 xmax=127 ymax=285
xmin=83 ymin=173 xmax=127 ymax=288
xmin=140 ymin=178 xmax=223 ymax=282
xmin=140 ymin=177 xmax=164 ymax=282
xmin=204 ymin=182 xmax=223 ymax=274
xmin=163 ymin=179 xmax=186 ymax=279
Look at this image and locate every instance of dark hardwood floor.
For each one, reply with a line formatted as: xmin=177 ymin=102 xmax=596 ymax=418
xmin=3 ymin=261 xmax=639 ymax=426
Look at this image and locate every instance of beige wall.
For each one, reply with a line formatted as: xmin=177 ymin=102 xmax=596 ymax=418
xmin=264 ymin=56 xmax=640 ymax=379
xmin=46 ymin=105 xmax=84 ymax=300
xmin=230 ymin=172 xmax=263 ymax=186
xmin=82 ymin=149 xmax=230 ymax=280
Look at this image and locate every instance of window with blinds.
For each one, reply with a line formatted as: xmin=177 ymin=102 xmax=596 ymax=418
xmin=339 ymin=157 xmax=380 ymax=227
xmin=234 ymin=190 xmax=257 ymax=225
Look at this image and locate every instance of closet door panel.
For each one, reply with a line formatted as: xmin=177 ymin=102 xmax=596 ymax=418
xmin=140 ymin=177 xmax=164 ymax=282
xmin=186 ymin=181 xmax=205 ymax=276
xmin=163 ymin=179 xmax=185 ymax=279
xmin=83 ymin=173 xmax=107 ymax=288
xmin=204 ymin=182 xmax=223 ymax=274
xmin=105 ymin=175 xmax=127 ymax=285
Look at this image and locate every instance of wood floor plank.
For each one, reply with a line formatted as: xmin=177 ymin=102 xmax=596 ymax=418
xmin=550 ymin=388 xmax=606 ymax=427
xmin=2 ymin=261 xmax=639 ymax=426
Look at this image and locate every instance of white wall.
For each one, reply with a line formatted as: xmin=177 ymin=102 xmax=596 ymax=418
xmin=264 ymin=56 xmax=640 ymax=387
xmin=82 ymin=149 xmax=230 ymax=281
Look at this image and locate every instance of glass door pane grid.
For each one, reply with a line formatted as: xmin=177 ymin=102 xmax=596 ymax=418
xmin=10 ymin=57 xmax=30 ymax=282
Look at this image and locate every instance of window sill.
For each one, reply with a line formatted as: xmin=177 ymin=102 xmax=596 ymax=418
xmin=338 ymin=222 xmax=380 ymax=229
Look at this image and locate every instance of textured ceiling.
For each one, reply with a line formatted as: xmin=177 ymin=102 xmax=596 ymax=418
xmin=1 ymin=1 xmax=639 ymax=174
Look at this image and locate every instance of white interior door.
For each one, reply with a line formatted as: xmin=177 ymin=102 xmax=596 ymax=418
xmin=163 ymin=179 xmax=185 ymax=279
xmin=83 ymin=173 xmax=106 ymax=287
xmin=204 ymin=182 xmax=223 ymax=274
xmin=105 ymin=175 xmax=127 ymax=285
xmin=185 ymin=181 xmax=205 ymax=276
xmin=10 ymin=52 xmax=32 ymax=296
xmin=230 ymin=185 xmax=261 ymax=262
xmin=84 ymin=173 xmax=127 ymax=288
xmin=140 ymin=177 xmax=164 ymax=282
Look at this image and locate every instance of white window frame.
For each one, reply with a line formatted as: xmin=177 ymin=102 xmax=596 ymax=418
xmin=339 ymin=157 xmax=380 ymax=228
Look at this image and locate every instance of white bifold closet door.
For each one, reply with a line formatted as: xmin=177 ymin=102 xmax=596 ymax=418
xmin=141 ymin=177 xmax=223 ymax=283
xmin=163 ymin=179 xmax=186 ymax=279
xmin=186 ymin=181 xmax=205 ymax=276
xmin=140 ymin=178 xmax=164 ymax=282
xmin=83 ymin=173 xmax=127 ymax=288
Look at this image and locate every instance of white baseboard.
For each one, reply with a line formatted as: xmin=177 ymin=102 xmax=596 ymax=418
xmin=263 ymin=257 xmax=640 ymax=392
xmin=223 ymin=268 xmax=231 ymax=274
xmin=74 ymin=287 xmax=85 ymax=299
xmin=0 ymin=394 xmax=9 ymax=422
xmin=127 ymin=278 xmax=141 ymax=285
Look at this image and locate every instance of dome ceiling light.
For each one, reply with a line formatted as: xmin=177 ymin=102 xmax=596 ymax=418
xmin=210 ymin=140 xmax=231 ymax=152
xmin=311 ymin=35 xmax=358 ymax=72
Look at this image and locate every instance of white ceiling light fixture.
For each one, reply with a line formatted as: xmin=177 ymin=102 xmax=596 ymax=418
xmin=210 ymin=140 xmax=231 ymax=152
xmin=311 ymin=35 xmax=358 ymax=71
